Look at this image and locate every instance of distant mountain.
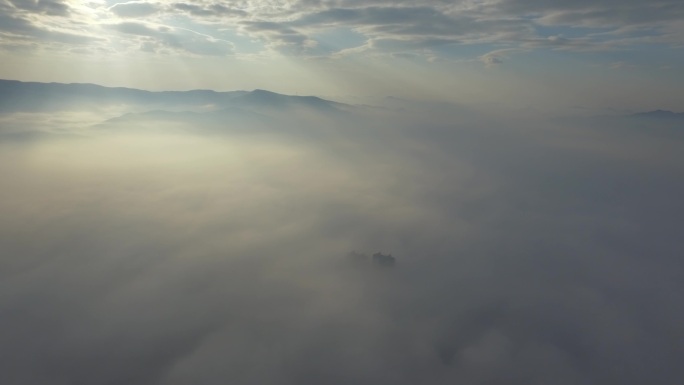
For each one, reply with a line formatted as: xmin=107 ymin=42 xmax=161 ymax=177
xmin=631 ymin=110 xmax=684 ymax=120
xmin=0 ymin=79 xmax=348 ymax=113
xmin=234 ymin=89 xmax=342 ymax=111
xmin=552 ymin=110 xmax=684 ymax=141
xmin=562 ymin=109 xmax=684 ymax=125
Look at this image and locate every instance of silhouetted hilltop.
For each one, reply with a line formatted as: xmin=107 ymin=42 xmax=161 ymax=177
xmin=235 ymin=89 xmax=343 ymax=111
xmin=631 ymin=110 xmax=684 ymax=120
xmin=0 ymin=79 xmax=346 ymax=113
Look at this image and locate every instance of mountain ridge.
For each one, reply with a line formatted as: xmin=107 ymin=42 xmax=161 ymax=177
xmin=631 ymin=109 xmax=684 ymax=119
xmin=0 ymin=79 xmax=347 ymax=113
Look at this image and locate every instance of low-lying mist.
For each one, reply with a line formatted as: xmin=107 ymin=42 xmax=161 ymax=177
xmin=1 ymin=97 xmax=683 ymax=385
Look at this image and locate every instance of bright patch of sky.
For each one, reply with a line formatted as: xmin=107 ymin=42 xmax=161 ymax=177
xmin=309 ymin=28 xmax=367 ymax=55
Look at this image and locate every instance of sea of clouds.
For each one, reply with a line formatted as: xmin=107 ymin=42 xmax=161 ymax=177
xmin=1 ymin=96 xmax=683 ymax=385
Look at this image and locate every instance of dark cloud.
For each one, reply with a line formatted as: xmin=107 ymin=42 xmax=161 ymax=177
xmin=492 ymin=0 xmax=684 ymax=27
xmin=9 ymin=0 xmax=70 ymax=16
xmin=290 ymin=5 xmax=535 ymax=52
xmin=172 ymin=2 xmax=248 ymax=18
xmin=2 ymin=0 xmax=683 ymax=58
xmin=240 ymin=21 xmax=317 ymax=52
xmin=482 ymin=55 xmax=503 ymax=65
xmin=0 ymin=2 xmax=100 ymax=51
xmin=254 ymin=0 xmax=684 ymax=54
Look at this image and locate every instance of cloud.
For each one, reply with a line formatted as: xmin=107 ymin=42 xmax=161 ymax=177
xmin=172 ymin=2 xmax=248 ymax=18
xmin=239 ymin=21 xmax=318 ymax=52
xmin=0 ymin=2 xmax=101 ymax=49
xmin=1 ymin=0 xmax=682 ymax=60
xmin=481 ymin=54 xmax=503 ymax=66
xmin=248 ymin=0 xmax=684 ymax=57
xmin=502 ymin=0 xmax=684 ymax=27
xmin=108 ymin=1 xmax=248 ymax=19
xmin=109 ymin=1 xmax=160 ymax=18
xmin=479 ymin=48 xmax=523 ymax=66
xmin=0 ymin=1 xmax=234 ymax=56
xmin=9 ymin=0 xmax=71 ymax=16
xmin=1 ymin=87 xmax=683 ymax=384
xmin=106 ymin=21 xmax=234 ymax=55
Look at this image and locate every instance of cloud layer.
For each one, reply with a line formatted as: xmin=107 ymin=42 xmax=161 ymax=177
xmin=1 ymin=89 xmax=683 ymax=384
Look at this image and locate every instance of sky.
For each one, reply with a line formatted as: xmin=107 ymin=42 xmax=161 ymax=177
xmin=1 ymin=0 xmax=683 ymax=111
xmin=1 ymin=2 xmax=684 ymax=385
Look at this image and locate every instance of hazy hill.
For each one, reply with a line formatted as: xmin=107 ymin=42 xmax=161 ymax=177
xmin=631 ymin=110 xmax=684 ymax=120
xmin=0 ymin=79 xmax=346 ymax=113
